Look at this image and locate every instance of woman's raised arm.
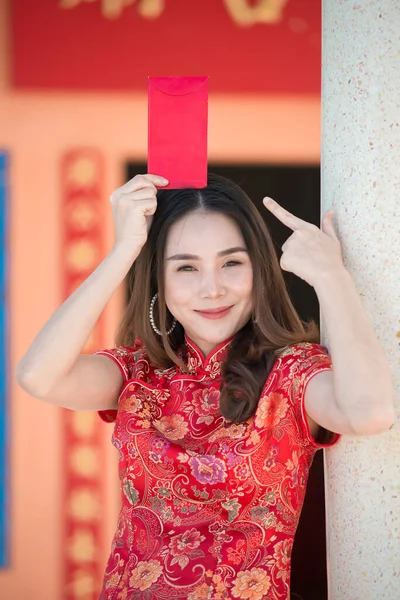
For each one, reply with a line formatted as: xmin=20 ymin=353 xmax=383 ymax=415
xmin=16 ymin=174 xmax=168 ymax=410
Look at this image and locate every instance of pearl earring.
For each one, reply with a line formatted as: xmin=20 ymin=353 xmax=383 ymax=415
xmin=149 ymin=293 xmax=177 ymax=336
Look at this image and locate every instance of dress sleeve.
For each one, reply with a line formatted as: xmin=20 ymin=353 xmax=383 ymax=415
xmin=94 ymin=344 xmax=139 ymax=423
xmin=290 ymin=343 xmax=341 ymax=449
xmin=94 ymin=346 xmax=138 ymax=383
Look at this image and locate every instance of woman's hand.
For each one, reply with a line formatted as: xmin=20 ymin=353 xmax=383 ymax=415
xmin=110 ymin=173 xmax=168 ymax=251
xmin=263 ymin=197 xmax=345 ymax=288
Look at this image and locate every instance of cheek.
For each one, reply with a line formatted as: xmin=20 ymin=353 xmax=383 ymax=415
xmin=224 ymin=267 xmax=253 ymax=296
xmin=164 ymin=271 xmax=194 ymax=308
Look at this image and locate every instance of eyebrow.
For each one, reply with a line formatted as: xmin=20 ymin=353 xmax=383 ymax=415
xmin=166 ymin=246 xmax=248 ymax=261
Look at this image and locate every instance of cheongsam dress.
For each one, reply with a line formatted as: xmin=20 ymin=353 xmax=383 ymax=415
xmin=95 ymin=336 xmax=340 ymax=600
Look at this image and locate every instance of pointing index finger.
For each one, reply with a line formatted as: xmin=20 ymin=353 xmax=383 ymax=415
xmin=263 ymin=197 xmax=313 ymax=231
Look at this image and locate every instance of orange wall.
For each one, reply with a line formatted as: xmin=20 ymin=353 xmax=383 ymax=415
xmin=0 ymin=1 xmax=320 ymax=599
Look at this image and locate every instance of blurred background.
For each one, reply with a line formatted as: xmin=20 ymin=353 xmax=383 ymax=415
xmin=1 ymin=1 xmax=328 ymax=598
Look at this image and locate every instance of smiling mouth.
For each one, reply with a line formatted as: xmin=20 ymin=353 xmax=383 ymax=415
xmin=194 ymin=306 xmax=234 ymax=320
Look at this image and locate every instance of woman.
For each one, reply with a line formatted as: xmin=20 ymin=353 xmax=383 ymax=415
xmin=17 ymin=173 xmax=394 ymax=600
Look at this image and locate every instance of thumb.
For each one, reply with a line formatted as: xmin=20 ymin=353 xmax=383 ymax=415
xmin=321 ymin=211 xmax=339 ymax=240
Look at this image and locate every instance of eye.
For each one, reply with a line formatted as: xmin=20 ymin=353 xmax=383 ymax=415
xmin=224 ymin=260 xmax=242 ymax=267
xmin=177 ymin=265 xmax=196 ymax=272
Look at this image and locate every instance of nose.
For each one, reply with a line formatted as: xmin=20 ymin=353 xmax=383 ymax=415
xmin=199 ymin=269 xmax=226 ymax=299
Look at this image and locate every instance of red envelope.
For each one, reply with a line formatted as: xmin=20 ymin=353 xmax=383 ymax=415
xmin=148 ymin=76 xmax=208 ymax=189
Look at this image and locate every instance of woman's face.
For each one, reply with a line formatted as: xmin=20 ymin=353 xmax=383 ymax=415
xmin=164 ymin=210 xmax=253 ymax=356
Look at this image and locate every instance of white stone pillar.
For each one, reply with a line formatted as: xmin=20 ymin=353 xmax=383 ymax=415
xmin=321 ymin=1 xmax=400 ymax=598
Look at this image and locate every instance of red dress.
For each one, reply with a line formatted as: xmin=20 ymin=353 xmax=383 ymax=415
xmin=96 ymin=337 xmax=339 ymax=600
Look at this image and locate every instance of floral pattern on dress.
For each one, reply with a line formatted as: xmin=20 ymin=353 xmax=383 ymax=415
xmin=96 ymin=337 xmax=340 ymax=600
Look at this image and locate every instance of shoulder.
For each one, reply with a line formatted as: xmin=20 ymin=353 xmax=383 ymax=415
xmin=272 ymin=342 xmax=332 ymax=391
xmin=95 ymin=340 xmax=152 ymax=383
xmin=257 ymin=343 xmax=331 ymax=401
xmin=275 ymin=342 xmax=329 ymax=360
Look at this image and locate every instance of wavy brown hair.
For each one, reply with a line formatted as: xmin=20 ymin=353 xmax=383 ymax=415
xmin=116 ymin=173 xmax=319 ymax=423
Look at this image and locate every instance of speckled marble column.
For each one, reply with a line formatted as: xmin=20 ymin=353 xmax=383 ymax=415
xmin=321 ymin=1 xmax=400 ymax=598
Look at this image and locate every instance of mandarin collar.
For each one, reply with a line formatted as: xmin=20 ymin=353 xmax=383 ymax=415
xmin=183 ymin=334 xmax=233 ymax=379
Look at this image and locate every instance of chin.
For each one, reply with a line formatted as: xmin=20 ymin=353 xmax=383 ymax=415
xmin=189 ymin=318 xmax=247 ymax=345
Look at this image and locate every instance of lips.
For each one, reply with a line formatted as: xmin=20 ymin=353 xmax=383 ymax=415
xmin=194 ymin=306 xmax=233 ymax=320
